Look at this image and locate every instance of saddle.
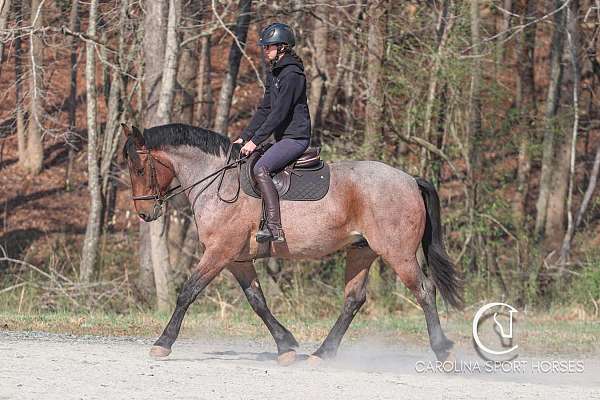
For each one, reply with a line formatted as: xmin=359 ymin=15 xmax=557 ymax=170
xmin=241 ymin=144 xmax=330 ymax=201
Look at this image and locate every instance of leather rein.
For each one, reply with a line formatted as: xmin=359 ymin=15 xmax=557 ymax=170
xmin=131 ymin=144 xmax=247 ymax=206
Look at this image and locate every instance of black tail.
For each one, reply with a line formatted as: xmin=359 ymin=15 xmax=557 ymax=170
xmin=416 ymin=177 xmax=463 ymax=309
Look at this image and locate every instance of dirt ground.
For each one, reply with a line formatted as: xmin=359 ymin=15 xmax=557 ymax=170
xmin=0 ymin=331 xmax=599 ymax=400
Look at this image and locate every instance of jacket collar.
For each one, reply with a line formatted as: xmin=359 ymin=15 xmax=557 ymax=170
xmin=271 ymin=53 xmax=304 ymax=73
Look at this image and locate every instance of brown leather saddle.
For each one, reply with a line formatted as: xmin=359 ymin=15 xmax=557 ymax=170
xmin=241 ymin=144 xmax=330 ymax=201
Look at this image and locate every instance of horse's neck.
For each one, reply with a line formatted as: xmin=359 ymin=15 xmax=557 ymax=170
xmin=166 ymin=146 xmax=231 ymax=210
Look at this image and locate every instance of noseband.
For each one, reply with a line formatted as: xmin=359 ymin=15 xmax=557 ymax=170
xmin=130 ymin=145 xmax=246 ymax=209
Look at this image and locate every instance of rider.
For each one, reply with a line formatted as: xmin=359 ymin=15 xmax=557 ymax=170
xmin=234 ymin=22 xmax=311 ymax=243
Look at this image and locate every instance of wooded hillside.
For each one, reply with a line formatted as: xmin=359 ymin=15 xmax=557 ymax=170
xmin=1 ymin=0 xmax=600 ymax=316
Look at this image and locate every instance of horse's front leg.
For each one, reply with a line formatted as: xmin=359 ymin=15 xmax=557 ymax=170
xmin=150 ymin=250 xmax=228 ymax=358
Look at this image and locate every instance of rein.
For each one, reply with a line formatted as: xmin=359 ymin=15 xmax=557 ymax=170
xmin=131 ymin=144 xmax=247 ymax=206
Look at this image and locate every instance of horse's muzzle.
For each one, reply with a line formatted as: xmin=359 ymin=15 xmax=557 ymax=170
xmin=139 ymin=203 xmax=163 ymax=222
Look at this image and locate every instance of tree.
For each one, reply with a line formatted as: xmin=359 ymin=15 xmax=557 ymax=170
xmin=545 ymin=0 xmax=580 ymax=247
xmin=14 ymin=0 xmax=26 ymax=167
xmin=65 ymin=0 xmax=80 ymax=191
xmin=512 ymin=0 xmax=537 ymax=227
xmin=213 ymin=0 xmax=252 ymax=136
xmin=466 ymin=0 xmax=483 ymax=273
xmin=362 ymin=0 xmax=388 ymax=158
xmin=420 ymin=0 xmax=453 ymax=178
xmin=80 ymin=0 xmax=101 ymax=283
xmin=535 ymin=0 xmax=567 ymax=239
xmin=194 ymin=32 xmax=213 ymax=127
xmin=143 ymin=0 xmax=182 ymax=311
xmin=307 ymin=5 xmax=328 ymax=142
xmin=0 ymin=0 xmax=12 ymax=80
xmin=175 ymin=1 xmax=201 ymax=124
xmin=25 ymin=0 xmax=44 ymax=175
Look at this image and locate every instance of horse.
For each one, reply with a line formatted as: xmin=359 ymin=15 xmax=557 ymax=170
xmin=121 ymin=123 xmax=462 ymax=365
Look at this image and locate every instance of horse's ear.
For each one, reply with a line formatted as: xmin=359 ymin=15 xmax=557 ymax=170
xmin=132 ymin=126 xmax=144 ymax=145
xmin=121 ymin=123 xmax=131 ymax=137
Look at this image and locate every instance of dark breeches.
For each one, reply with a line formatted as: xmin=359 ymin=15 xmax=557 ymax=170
xmin=253 ymin=138 xmax=309 ymax=174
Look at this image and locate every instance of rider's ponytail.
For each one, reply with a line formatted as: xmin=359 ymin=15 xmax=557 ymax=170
xmin=270 ymin=44 xmax=304 ymax=69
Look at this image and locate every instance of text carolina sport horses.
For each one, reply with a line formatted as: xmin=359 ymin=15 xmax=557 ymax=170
xmin=122 ymin=123 xmax=462 ymax=365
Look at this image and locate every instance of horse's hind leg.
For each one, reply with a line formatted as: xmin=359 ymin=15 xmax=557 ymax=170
xmin=386 ymin=255 xmax=453 ymax=361
xmin=310 ymin=245 xmax=377 ymax=361
xmin=228 ymin=262 xmax=299 ymax=365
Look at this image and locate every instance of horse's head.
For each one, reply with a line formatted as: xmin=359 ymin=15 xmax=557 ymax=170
xmin=122 ymin=124 xmax=176 ymax=222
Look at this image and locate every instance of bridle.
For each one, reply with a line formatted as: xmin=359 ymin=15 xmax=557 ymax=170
xmin=130 ymin=144 xmax=247 ymax=209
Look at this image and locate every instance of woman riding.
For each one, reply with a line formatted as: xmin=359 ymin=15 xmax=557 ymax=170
xmin=234 ymin=22 xmax=311 ymax=244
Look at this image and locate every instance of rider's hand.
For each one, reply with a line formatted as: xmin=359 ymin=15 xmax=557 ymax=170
xmin=233 ymin=138 xmax=243 ymax=144
xmin=241 ymin=140 xmax=257 ymax=156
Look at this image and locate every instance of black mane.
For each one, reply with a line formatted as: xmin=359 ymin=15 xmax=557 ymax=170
xmin=123 ymin=123 xmax=240 ymax=161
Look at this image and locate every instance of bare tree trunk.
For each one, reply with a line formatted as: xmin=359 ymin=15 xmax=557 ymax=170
xmin=213 ymin=0 xmax=252 ymax=136
xmin=80 ymin=0 xmax=101 ymax=283
xmin=65 ymin=0 xmax=79 ymax=191
xmin=14 ymin=0 xmax=26 ymax=167
xmin=321 ymin=34 xmax=349 ymax=123
xmin=101 ymin=0 xmax=129 ymax=196
xmin=546 ymin=136 xmax=572 ymax=244
xmin=495 ymin=0 xmax=513 ymax=63
xmin=0 ymin=0 xmax=12 ymax=80
xmin=308 ymin=6 xmax=328 ymax=142
xmin=535 ymin=0 xmax=567 ymax=237
xmin=175 ymin=1 xmax=201 ymax=124
xmin=140 ymin=1 xmax=167 ymax=306
xmin=25 ymin=0 xmax=44 ymax=175
xmin=420 ymin=0 xmax=452 ymax=175
xmin=467 ymin=0 xmax=483 ymax=273
xmin=144 ymin=1 xmax=167 ymax=125
xmin=343 ymin=3 xmax=364 ymax=136
xmin=133 ymin=29 xmax=155 ymax=301
xmin=144 ymin=0 xmax=182 ymax=312
xmin=155 ymin=0 xmax=181 ymax=124
xmin=572 ymin=45 xmax=600 ymax=236
xmin=547 ymin=0 xmax=580 ymax=248
xmin=512 ymin=0 xmax=536 ymax=226
xmin=138 ymin=222 xmax=155 ymax=303
xmin=168 ymin=1 xmax=201 ymax=283
xmin=194 ymin=33 xmax=213 ymax=127
xmin=362 ymin=0 xmax=388 ymax=158
xmin=561 ymin=139 xmax=600 ymax=256
xmin=100 ymin=23 xmax=110 ymax=108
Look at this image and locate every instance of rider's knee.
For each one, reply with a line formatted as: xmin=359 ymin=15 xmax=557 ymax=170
xmin=253 ymin=161 xmax=270 ymax=176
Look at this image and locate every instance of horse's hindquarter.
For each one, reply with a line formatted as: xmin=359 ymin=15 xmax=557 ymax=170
xmin=277 ymin=160 xmax=426 ymax=259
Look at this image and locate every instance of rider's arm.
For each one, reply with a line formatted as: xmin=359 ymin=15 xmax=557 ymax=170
xmin=241 ymin=74 xmax=272 ymax=142
xmin=250 ymin=71 xmax=304 ymax=146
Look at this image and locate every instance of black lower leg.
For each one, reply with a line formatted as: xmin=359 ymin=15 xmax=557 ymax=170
xmin=313 ymin=296 xmax=365 ymax=359
xmin=239 ymin=278 xmax=298 ymax=354
xmin=154 ymin=271 xmax=211 ymax=350
xmin=416 ymin=277 xmax=453 ymax=360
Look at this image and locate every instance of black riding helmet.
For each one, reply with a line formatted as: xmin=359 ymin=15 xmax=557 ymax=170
xmin=258 ymin=23 xmax=295 ymax=48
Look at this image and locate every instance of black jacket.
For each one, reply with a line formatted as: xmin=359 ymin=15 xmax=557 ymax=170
xmin=241 ymin=54 xmax=311 ymax=145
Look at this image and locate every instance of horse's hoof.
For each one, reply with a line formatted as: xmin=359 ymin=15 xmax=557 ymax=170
xmin=149 ymin=345 xmax=171 ymax=358
xmin=307 ymin=355 xmax=323 ymax=367
xmin=439 ymin=351 xmax=456 ymax=364
xmin=277 ymin=350 xmax=297 ymax=366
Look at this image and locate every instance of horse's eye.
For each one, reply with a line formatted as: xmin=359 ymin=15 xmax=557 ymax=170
xmin=137 ymin=169 xmax=144 ymax=177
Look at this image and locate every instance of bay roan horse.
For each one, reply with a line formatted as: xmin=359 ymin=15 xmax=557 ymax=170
xmin=122 ymin=123 xmax=462 ymax=365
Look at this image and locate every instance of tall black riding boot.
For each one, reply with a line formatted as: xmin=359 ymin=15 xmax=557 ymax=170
xmin=254 ymin=166 xmax=285 ymax=243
